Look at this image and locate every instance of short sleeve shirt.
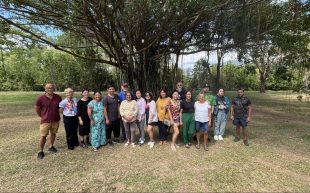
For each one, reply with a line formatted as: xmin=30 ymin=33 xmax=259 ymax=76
xmin=180 ymin=100 xmax=195 ymax=113
xmin=35 ymin=93 xmax=62 ymax=124
xmin=59 ymin=98 xmax=79 ymax=116
xmin=232 ymin=96 xmax=252 ymax=118
xmin=103 ymin=94 xmax=119 ymax=121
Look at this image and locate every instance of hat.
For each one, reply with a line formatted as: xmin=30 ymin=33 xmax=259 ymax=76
xmin=122 ymin=83 xmax=128 ymax=87
xmin=203 ymin=83 xmax=209 ymax=88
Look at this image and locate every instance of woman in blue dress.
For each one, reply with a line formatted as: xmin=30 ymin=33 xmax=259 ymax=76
xmin=87 ymin=91 xmax=106 ymax=151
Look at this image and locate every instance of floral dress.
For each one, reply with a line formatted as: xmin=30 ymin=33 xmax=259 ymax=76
xmin=88 ymin=100 xmax=106 ymax=148
xmin=169 ymin=100 xmax=181 ymax=124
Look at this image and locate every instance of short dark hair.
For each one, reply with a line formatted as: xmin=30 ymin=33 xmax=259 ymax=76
xmin=238 ymin=88 xmax=245 ymax=92
xmin=93 ymin=91 xmax=102 ymax=95
xmin=107 ymin=85 xmax=115 ymax=89
xmin=82 ymin=88 xmax=89 ymax=93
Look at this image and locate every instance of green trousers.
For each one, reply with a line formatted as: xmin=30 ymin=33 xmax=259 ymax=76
xmin=182 ymin=113 xmax=195 ymax=144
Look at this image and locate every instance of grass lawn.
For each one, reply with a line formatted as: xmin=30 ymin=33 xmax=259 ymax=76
xmin=0 ymin=91 xmax=309 ymax=192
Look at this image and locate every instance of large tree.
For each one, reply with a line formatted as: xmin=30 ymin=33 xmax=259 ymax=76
xmin=1 ymin=0 xmax=273 ymax=92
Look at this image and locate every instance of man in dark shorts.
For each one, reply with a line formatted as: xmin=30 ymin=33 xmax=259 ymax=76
xmin=35 ymin=83 xmax=62 ymax=159
xmin=231 ymin=89 xmax=252 ymax=146
xmin=104 ymin=85 xmax=121 ymax=145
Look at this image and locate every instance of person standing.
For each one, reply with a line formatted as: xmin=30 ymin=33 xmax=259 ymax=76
xmin=168 ymin=90 xmax=182 ymax=151
xmin=120 ymin=92 xmax=138 ymax=147
xmin=180 ymin=91 xmax=195 ymax=148
xmin=231 ymin=89 xmax=252 ymax=146
xmin=156 ymin=89 xmax=171 ymax=145
xmin=214 ymin=89 xmax=231 ymax=141
xmin=135 ymin=90 xmax=146 ymax=145
xmin=104 ymin=85 xmax=121 ymax=145
xmin=88 ymin=91 xmax=106 ymax=151
xmin=59 ymin=88 xmax=79 ymax=150
xmin=194 ymin=93 xmax=212 ymax=151
xmin=77 ymin=89 xmax=93 ymax=147
xmin=118 ymin=83 xmax=135 ymax=141
xmin=145 ymin=92 xmax=158 ymax=148
xmin=35 ymin=83 xmax=62 ymax=159
xmin=176 ymin=81 xmax=187 ymax=101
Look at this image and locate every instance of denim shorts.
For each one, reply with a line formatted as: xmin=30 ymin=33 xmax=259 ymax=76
xmin=233 ymin=118 xmax=248 ymax=128
xmin=195 ymin=121 xmax=209 ymax=133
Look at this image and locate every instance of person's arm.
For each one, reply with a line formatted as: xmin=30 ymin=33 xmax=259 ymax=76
xmin=35 ymin=106 xmax=41 ymax=117
xmin=77 ymin=101 xmax=83 ymax=125
xmin=119 ymin=101 xmax=126 ymax=121
xmin=149 ymin=102 xmax=155 ymax=123
xmin=247 ymin=105 xmax=252 ymax=122
xmin=180 ymin=108 xmax=183 ymax=125
xmin=230 ymin=102 xmax=234 ymax=120
xmin=59 ymin=100 xmax=64 ymax=114
xmin=87 ymin=106 xmax=94 ymax=126
xmin=208 ymin=106 xmax=212 ymax=127
xmin=103 ymin=97 xmax=110 ymax=125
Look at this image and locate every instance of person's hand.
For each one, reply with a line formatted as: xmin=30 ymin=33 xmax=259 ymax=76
xmin=91 ymin=119 xmax=95 ymax=126
xmin=180 ymin=121 xmax=183 ymax=126
xmin=79 ymin=120 xmax=83 ymax=125
xmin=231 ymin=115 xmax=234 ymax=120
xmin=208 ymin=122 xmax=211 ymax=128
xmin=106 ymin=119 xmax=110 ymax=125
xmin=247 ymin=117 xmax=251 ymax=123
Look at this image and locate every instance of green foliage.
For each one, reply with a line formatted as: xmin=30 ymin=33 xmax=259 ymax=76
xmin=0 ymin=47 xmax=117 ymax=91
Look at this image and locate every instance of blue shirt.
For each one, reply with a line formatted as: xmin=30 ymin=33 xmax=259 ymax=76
xmin=59 ymin=98 xmax=79 ymax=116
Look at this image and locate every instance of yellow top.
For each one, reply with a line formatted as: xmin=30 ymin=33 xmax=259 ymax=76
xmin=156 ymin=97 xmax=171 ymax=121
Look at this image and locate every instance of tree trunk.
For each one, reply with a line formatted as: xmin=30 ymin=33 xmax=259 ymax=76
xmin=259 ymin=71 xmax=266 ymax=93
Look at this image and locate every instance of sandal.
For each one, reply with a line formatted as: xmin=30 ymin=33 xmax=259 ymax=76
xmin=124 ymin=141 xmax=130 ymax=147
xmin=195 ymin=144 xmax=200 ymax=149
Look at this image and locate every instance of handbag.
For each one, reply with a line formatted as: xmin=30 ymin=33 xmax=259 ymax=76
xmin=163 ymin=119 xmax=171 ymax=126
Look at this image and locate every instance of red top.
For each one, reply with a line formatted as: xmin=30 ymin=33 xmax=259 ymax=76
xmin=35 ymin=93 xmax=62 ymax=124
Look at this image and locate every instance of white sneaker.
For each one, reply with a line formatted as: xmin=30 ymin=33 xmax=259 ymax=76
xmin=214 ymin=135 xmax=219 ymax=141
xmin=149 ymin=142 xmax=155 ymax=148
xmin=147 ymin=141 xmax=152 ymax=146
xmin=218 ymin=135 xmax=223 ymax=140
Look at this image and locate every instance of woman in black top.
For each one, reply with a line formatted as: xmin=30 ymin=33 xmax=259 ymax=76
xmin=77 ymin=89 xmax=93 ymax=147
xmin=180 ymin=91 xmax=195 ymax=148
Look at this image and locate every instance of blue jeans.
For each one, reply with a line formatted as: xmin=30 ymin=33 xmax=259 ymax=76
xmin=214 ymin=111 xmax=227 ymax=136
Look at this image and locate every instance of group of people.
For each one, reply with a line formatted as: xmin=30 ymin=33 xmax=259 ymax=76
xmin=35 ymin=82 xmax=252 ymax=159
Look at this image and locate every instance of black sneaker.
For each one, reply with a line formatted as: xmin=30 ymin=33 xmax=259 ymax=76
xmin=48 ymin=146 xmax=57 ymax=153
xmin=243 ymin=140 xmax=249 ymax=146
xmin=234 ymin=137 xmax=240 ymax=142
xmin=37 ymin=151 xmax=45 ymax=159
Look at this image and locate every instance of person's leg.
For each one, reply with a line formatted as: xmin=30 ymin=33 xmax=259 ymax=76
xmin=187 ymin=114 xmax=195 ymax=144
xmin=130 ymin=122 xmax=137 ymax=143
xmin=158 ymin=121 xmax=164 ymax=141
xmin=214 ymin=113 xmax=220 ymax=138
xmin=63 ymin=116 xmax=72 ymax=149
xmin=91 ymin=124 xmax=99 ymax=149
xmin=73 ymin=117 xmax=79 ymax=147
xmin=106 ymin=123 xmax=112 ymax=143
xmin=39 ymin=136 xmax=47 ymax=152
xmin=147 ymin=124 xmax=154 ymax=141
xmin=140 ymin=118 xmax=145 ymax=142
xmin=162 ymin=124 xmax=168 ymax=142
xmin=182 ymin=113 xmax=190 ymax=144
xmin=123 ymin=122 xmax=131 ymax=142
xmin=219 ymin=112 xmax=227 ymax=137
xmin=120 ymin=120 xmax=126 ymax=140
xmin=99 ymin=123 xmax=107 ymax=146
xmin=172 ymin=124 xmax=180 ymax=145
xmin=113 ymin=119 xmax=121 ymax=140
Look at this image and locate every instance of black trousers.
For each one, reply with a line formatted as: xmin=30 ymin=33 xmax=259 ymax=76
xmin=63 ymin=115 xmax=79 ymax=149
xmin=120 ymin=119 xmax=126 ymax=139
xmin=106 ymin=119 xmax=120 ymax=140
